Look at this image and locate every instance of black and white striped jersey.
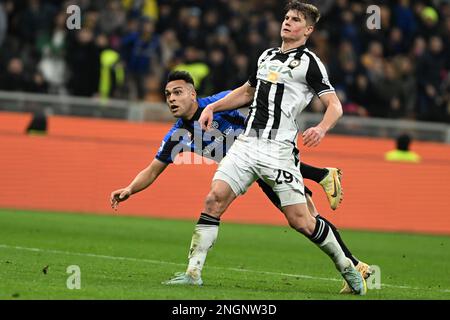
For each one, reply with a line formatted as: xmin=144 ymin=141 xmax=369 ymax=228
xmin=244 ymin=45 xmax=334 ymax=143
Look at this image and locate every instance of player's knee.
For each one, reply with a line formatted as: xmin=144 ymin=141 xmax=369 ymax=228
xmin=287 ymin=216 xmax=309 ymax=234
xmin=285 ymin=211 xmax=315 ymax=236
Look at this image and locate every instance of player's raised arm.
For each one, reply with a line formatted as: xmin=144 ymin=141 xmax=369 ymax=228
xmin=302 ymin=92 xmax=343 ymax=147
xmin=199 ymin=82 xmax=255 ymax=131
xmin=110 ymin=158 xmax=168 ymax=209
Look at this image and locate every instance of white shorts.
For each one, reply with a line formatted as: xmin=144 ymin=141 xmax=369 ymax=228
xmin=213 ymin=135 xmax=306 ymax=207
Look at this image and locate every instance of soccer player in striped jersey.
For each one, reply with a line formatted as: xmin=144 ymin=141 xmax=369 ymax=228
xmin=165 ymin=1 xmax=368 ymax=294
xmin=110 ymin=69 xmax=370 ymax=293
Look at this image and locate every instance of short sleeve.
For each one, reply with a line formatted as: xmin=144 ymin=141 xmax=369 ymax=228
xmin=248 ymin=63 xmax=257 ymax=87
xmin=248 ymin=48 xmax=275 ymax=87
xmin=155 ymin=121 xmax=184 ymax=164
xmin=197 ymin=91 xmax=231 ymax=107
xmin=305 ymin=52 xmax=335 ymax=97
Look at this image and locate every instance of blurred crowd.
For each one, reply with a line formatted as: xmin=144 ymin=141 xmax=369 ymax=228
xmin=0 ymin=0 xmax=450 ymax=122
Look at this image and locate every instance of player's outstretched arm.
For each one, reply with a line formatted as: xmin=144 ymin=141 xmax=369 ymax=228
xmin=302 ymin=92 xmax=343 ymax=147
xmin=199 ymin=82 xmax=255 ymax=130
xmin=110 ymin=158 xmax=168 ymax=209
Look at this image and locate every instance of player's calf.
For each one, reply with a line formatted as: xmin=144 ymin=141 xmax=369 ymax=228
xmin=282 ymin=204 xmax=317 ymax=236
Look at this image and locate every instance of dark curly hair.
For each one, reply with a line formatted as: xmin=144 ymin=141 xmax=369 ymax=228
xmin=167 ymin=70 xmax=195 ymax=87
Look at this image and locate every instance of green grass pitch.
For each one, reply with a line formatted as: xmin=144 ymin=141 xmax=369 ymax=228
xmin=0 ymin=209 xmax=449 ymax=300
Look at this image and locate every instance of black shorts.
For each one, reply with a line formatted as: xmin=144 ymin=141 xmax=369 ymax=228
xmin=257 ymin=179 xmax=313 ymax=209
xmin=305 ymin=186 xmax=313 ymax=197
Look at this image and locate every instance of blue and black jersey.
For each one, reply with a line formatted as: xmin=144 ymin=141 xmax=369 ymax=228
xmin=155 ymin=91 xmax=247 ymax=164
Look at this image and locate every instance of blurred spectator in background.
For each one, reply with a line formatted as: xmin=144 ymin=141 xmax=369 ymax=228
xmin=443 ymin=74 xmax=450 ymax=122
xmin=0 ymin=57 xmax=47 ymax=92
xmin=122 ymin=0 xmax=158 ymax=21
xmin=340 ymin=9 xmax=360 ymax=53
xmin=172 ymin=46 xmax=209 ymax=93
xmin=385 ymin=133 xmax=421 ymax=163
xmin=98 ymin=0 xmax=126 ymax=36
xmin=159 ymin=29 xmax=180 ymax=69
xmin=416 ymin=35 xmax=448 ymax=121
xmin=37 ymin=11 xmax=67 ymax=94
xmin=121 ymin=17 xmax=160 ymax=100
xmin=395 ymin=56 xmax=416 ymax=119
xmin=330 ymin=40 xmax=358 ymax=93
xmin=361 ymin=41 xmax=384 ymax=84
xmin=98 ymin=34 xmax=125 ymax=100
xmin=0 ymin=1 xmax=7 ymax=48
xmin=0 ymin=0 xmax=449 ymax=123
xmin=372 ymin=61 xmax=404 ymax=119
xmin=385 ymin=27 xmax=408 ymax=57
xmin=66 ymin=28 xmax=101 ymax=97
xmin=176 ymin=6 xmax=203 ymax=49
xmin=227 ymin=53 xmax=250 ymax=90
xmin=246 ymin=28 xmax=266 ymax=70
xmin=394 ymin=0 xmax=416 ymax=44
xmin=347 ymin=73 xmax=372 ymax=117
xmin=417 ymin=5 xmax=440 ymax=39
xmin=201 ymin=48 xmax=229 ymax=96
xmin=18 ymin=0 xmax=56 ymax=46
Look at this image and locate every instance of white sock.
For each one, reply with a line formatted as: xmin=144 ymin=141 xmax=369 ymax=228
xmin=186 ymin=213 xmax=220 ymax=279
xmin=310 ymin=218 xmax=351 ymax=272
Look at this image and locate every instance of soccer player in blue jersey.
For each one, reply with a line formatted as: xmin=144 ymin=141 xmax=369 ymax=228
xmin=110 ymin=70 xmax=371 ymax=294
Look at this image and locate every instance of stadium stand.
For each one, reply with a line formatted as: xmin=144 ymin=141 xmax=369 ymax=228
xmin=0 ymin=0 xmax=449 ymax=122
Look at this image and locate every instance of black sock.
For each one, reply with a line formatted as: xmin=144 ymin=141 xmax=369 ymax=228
xmin=309 ymin=218 xmax=331 ymax=244
xmin=316 ymin=215 xmax=359 ymax=266
xmin=300 ymin=163 xmax=328 ymax=183
xmin=197 ymin=213 xmax=221 ymax=226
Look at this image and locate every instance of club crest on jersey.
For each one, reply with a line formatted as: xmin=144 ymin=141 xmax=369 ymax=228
xmin=211 ymin=121 xmax=219 ymax=129
xmin=288 ymin=59 xmax=301 ymax=69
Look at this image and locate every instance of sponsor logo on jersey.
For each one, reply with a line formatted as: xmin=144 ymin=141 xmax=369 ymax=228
xmin=258 ymin=62 xmax=293 ymax=79
xmin=267 ymin=71 xmax=279 ymax=83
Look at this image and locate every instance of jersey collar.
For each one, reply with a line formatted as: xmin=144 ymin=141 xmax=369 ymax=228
xmin=279 ymin=44 xmax=306 ymax=54
xmin=187 ymin=105 xmax=203 ymax=122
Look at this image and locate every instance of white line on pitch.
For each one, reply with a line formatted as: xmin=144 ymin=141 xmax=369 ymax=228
xmin=1 ymin=244 xmax=449 ymax=294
